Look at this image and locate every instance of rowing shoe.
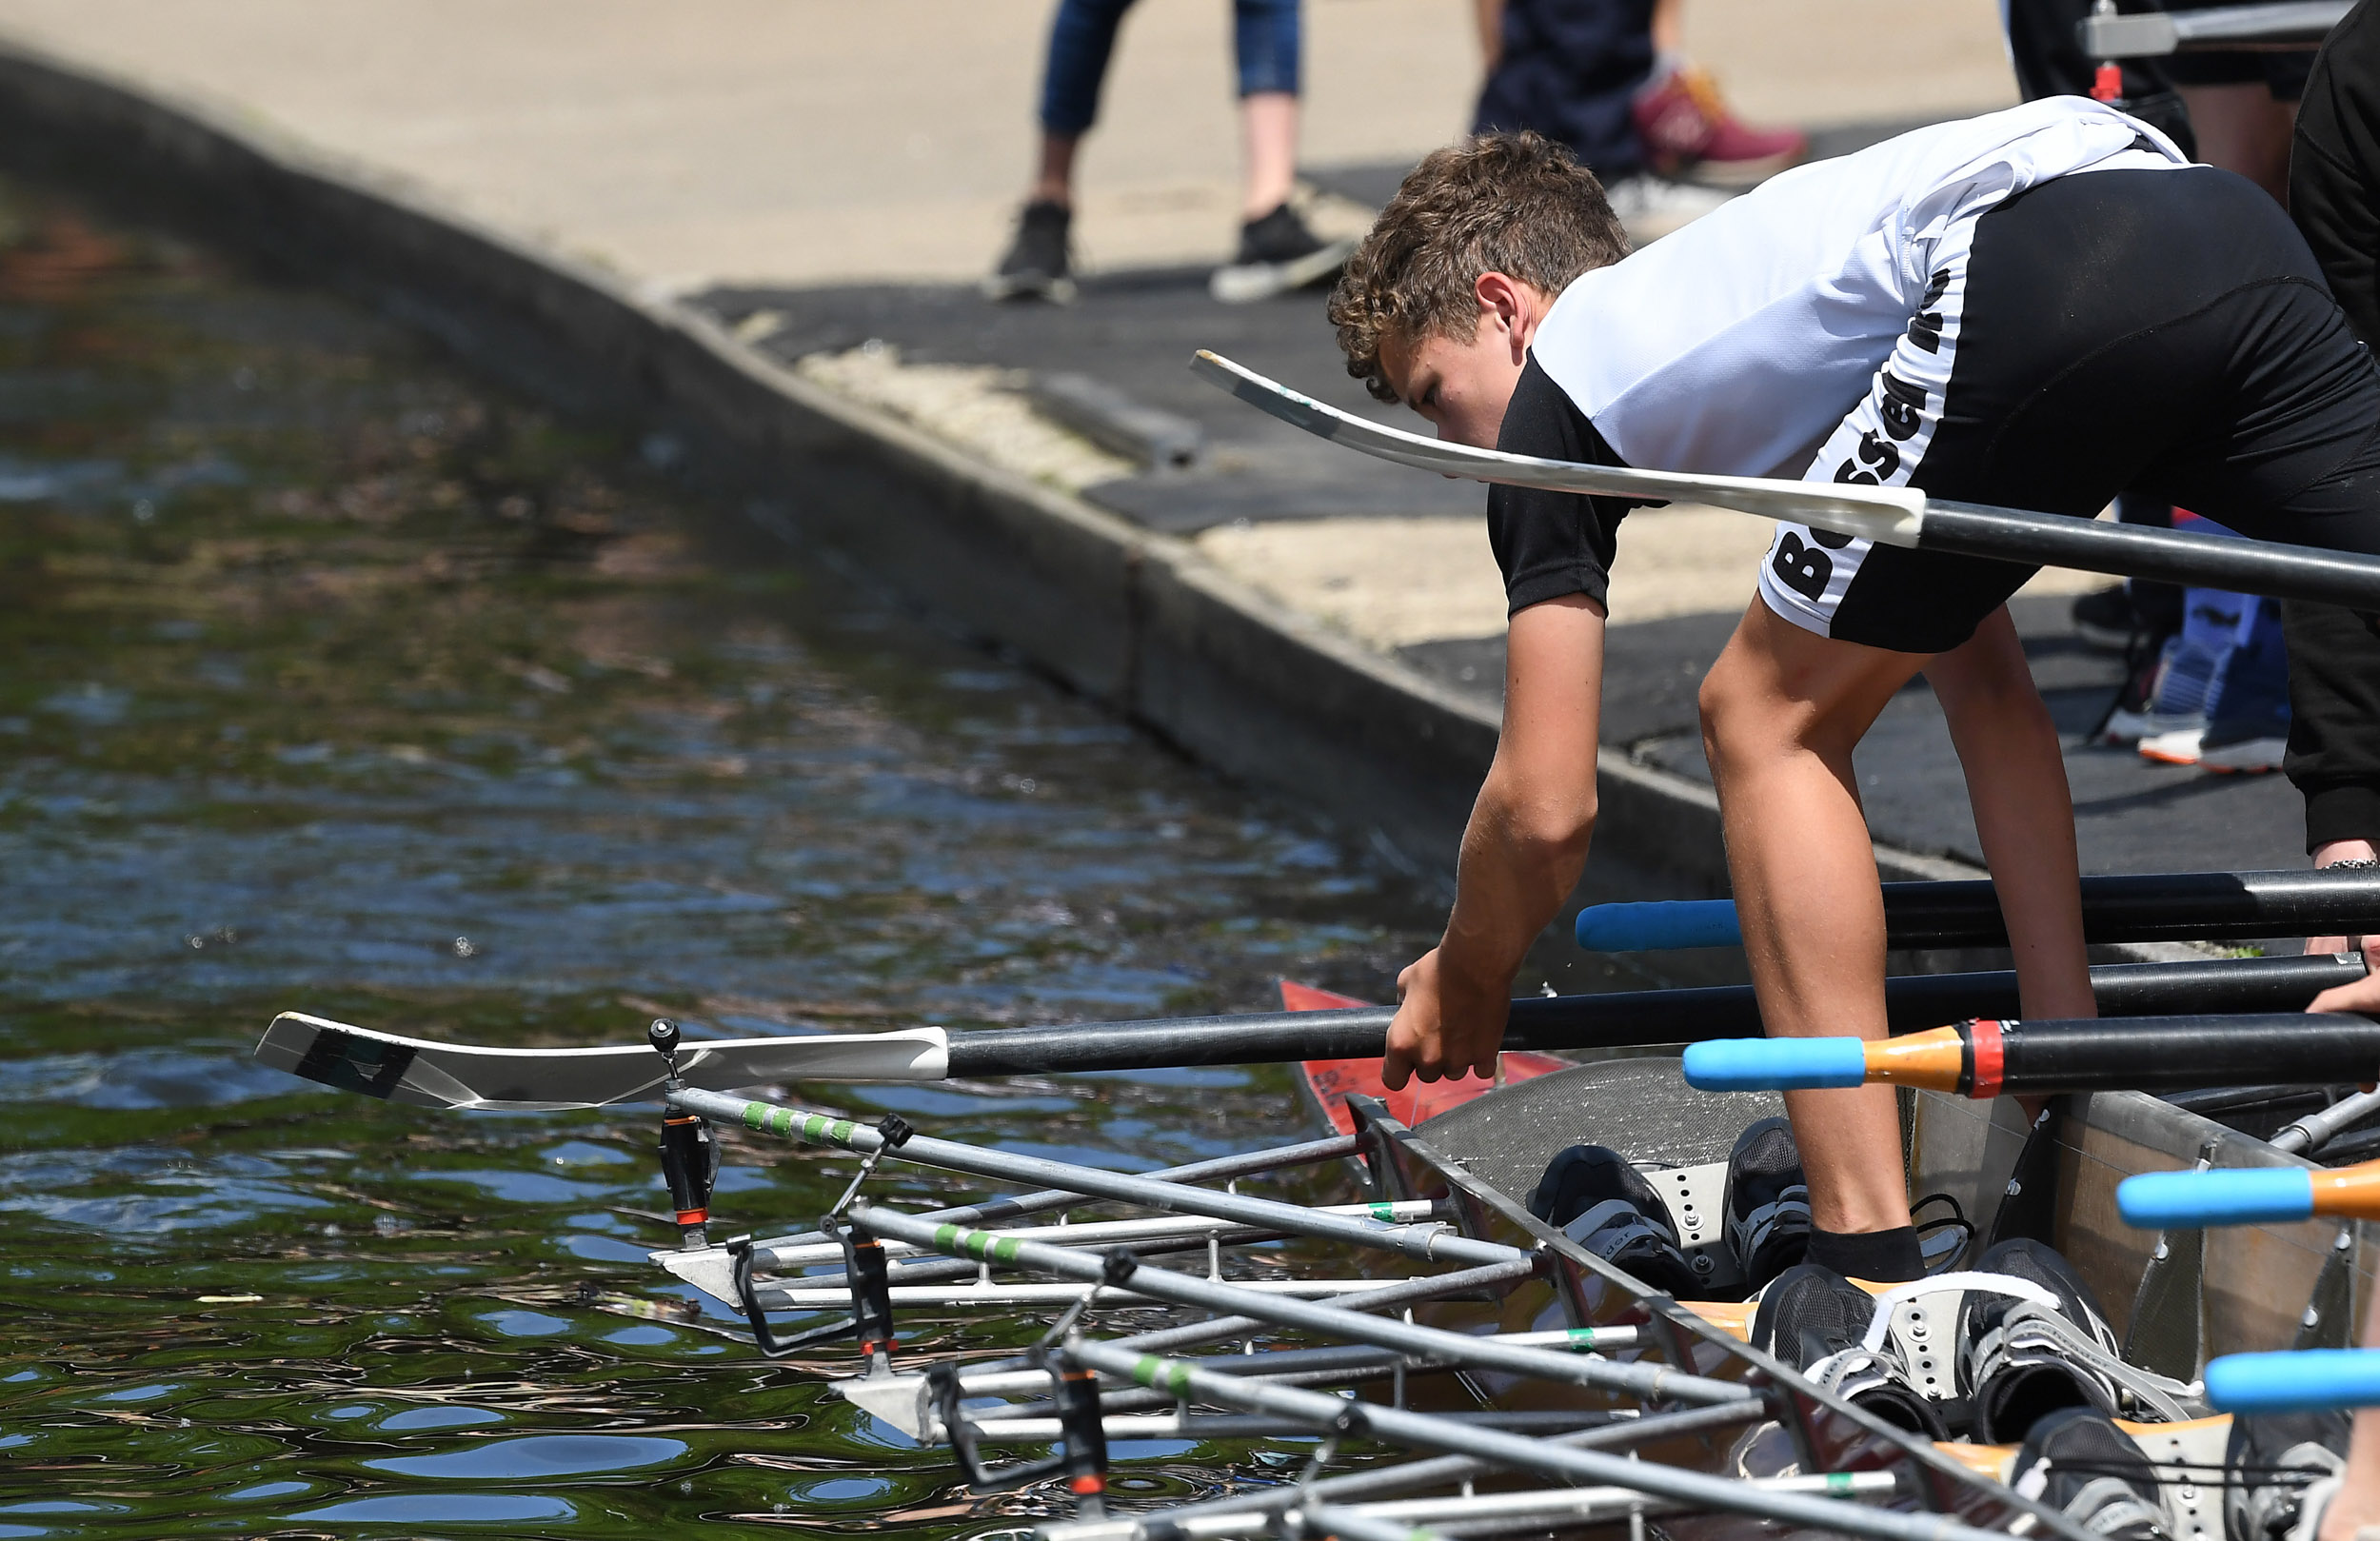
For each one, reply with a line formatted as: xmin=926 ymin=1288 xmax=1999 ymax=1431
xmin=1191 ymin=350 xmax=2380 ymax=611
xmin=253 ymin=953 xmax=2363 ymax=1110
xmin=1682 ymin=1012 xmax=2380 ymax=1097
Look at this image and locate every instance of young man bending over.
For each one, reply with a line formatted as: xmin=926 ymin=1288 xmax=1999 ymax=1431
xmin=1331 ymin=99 xmax=2380 ymax=1286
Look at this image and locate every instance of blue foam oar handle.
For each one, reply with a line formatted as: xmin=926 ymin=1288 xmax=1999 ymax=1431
xmin=1575 ymin=900 xmax=1743 ymax=952
xmin=1683 ymin=1037 xmax=1868 ymax=1091
xmin=2209 ymin=1350 xmax=2380 ymax=1413
xmin=2115 ymin=1168 xmax=2314 ymax=1229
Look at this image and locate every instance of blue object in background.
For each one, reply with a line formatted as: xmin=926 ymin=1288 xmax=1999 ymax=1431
xmin=1682 ymin=1037 xmax=1867 ymax=1091
xmin=1576 ymin=899 xmax=1742 ymax=952
xmin=2209 ymin=1350 xmax=2380 ymax=1413
xmin=2116 ymin=1168 xmax=2314 ymax=1229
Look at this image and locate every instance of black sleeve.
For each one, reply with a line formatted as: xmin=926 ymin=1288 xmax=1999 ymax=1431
xmin=1488 ymin=355 xmax=1634 ymax=617
xmin=2283 ymin=0 xmax=2380 ymax=852
xmin=2292 ymin=0 xmax=2380 ymax=345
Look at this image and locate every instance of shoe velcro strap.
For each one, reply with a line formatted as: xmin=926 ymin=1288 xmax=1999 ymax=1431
xmin=1969 ymin=1303 xmax=2207 ymax=1423
xmin=1562 ymin=1197 xmax=1680 ymax=1254
xmin=2065 ymin=1478 xmax=2168 ymax=1539
xmin=1856 ymin=1271 xmax=2064 ymax=1353
xmin=1802 ymin=1344 xmax=1924 ymax=1408
xmin=1730 ymin=1185 xmax=1810 ymax=1253
xmin=2287 ymin=1473 xmax=2343 ymax=1541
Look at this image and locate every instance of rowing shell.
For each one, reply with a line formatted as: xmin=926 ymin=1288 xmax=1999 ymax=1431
xmin=1283 ymin=979 xmax=1569 ymax=1136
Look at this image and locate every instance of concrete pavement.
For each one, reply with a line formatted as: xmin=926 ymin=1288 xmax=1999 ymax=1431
xmin=0 ymin=0 xmax=2014 ymax=286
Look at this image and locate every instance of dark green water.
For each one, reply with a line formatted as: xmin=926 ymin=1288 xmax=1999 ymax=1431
xmin=0 ymin=179 xmax=1457 ymax=1535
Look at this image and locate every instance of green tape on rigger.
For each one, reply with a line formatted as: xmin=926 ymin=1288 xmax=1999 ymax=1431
xmin=744 ymin=1105 xmax=766 ymax=1131
xmin=1825 ymin=1473 xmax=1853 ymax=1494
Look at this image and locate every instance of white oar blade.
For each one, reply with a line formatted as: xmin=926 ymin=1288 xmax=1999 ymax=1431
xmin=253 ymin=1012 xmax=952 ymax=1111
xmin=1188 ymin=349 xmax=1929 ymax=547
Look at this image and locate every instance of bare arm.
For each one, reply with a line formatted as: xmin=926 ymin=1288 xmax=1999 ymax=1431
xmin=1473 ymin=0 xmax=1504 ymax=71
xmin=1385 ymin=594 xmax=1605 ymax=1088
xmin=1925 ymin=606 xmax=2095 ymax=1020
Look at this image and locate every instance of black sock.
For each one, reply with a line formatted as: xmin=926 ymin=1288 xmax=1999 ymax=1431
xmin=1807 ymin=1225 xmax=1925 ymax=1283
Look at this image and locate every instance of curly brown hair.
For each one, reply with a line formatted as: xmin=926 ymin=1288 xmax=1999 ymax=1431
xmin=1327 ymin=132 xmax=1629 ymax=404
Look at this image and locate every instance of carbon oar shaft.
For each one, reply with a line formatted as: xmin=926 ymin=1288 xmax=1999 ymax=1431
xmin=1579 ymin=868 xmax=2380 ymax=952
xmin=1686 ymin=1012 xmax=2380 ymax=1097
xmin=1925 ymin=502 xmax=2380 ymax=610
xmin=944 ymin=954 xmax=2364 ymax=1076
xmin=1193 ymin=350 xmax=2380 ymax=611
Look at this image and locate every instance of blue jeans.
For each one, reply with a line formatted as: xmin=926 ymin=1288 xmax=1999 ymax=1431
xmin=1039 ymin=0 xmax=1300 ymax=137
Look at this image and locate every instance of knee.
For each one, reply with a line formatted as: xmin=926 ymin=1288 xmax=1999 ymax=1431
xmin=1697 ymin=657 xmax=1770 ymax=769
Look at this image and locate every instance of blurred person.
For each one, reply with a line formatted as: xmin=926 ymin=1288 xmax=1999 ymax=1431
xmin=2242 ymin=24 xmax=2380 ymax=1531
xmin=1472 ymin=0 xmax=1805 ymax=239
xmin=2003 ymin=0 xmax=2314 ymax=779
xmin=2289 ymin=0 xmax=2380 ymax=976
xmin=986 ymin=0 xmax=1356 ymax=306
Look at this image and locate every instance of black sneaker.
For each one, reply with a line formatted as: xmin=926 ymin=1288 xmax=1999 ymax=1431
xmin=2011 ymin=1408 xmax=2172 ymax=1541
xmin=1723 ymin=1116 xmax=1811 ymax=1292
xmin=2073 ymin=585 xmax=2140 ymax=652
xmin=1209 ymin=203 xmax=1357 ymax=304
xmin=1527 ymin=1144 xmax=1701 ymax=1297
xmin=983 ymin=200 xmax=1075 ymax=303
xmin=2225 ymin=1409 xmax=2349 ymax=1541
xmin=1751 ymin=1262 xmax=1948 ymax=1438
xmin=1960 ymin=1238 xmax=2124 ymax=1444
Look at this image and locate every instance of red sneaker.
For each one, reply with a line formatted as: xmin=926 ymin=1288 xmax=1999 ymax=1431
xmin=1632 ymin=63 xmax=1809 ymax=188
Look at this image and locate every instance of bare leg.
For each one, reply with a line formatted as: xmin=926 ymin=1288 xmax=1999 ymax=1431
xmin=2322 ymin=1285 xmax=2380 ymax=1540
xmin=2178 ymin=82 xmax=2298 ymax=206
xmin=1650 ymin=0 xmax=1685 ymax=58
xmin=1473 ymin=0 xmax=1504 ymax=71
xmin=1700 ymin=601 xmax=1931 ymax=1235
xmin=1240 ymin=90 xmax=1299 ymax=219
xmin=1926 ymin=608 xmax=2094 ymax=1021
xmin=1029 ymin=133 xmax=1081 ymax=208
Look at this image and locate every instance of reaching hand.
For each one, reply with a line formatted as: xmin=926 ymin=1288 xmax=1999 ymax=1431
xmin=2311 ymin=936 xmax=2380 ymax=1017
xmin=1383 ymin=947 xmax=1507 ymax=1091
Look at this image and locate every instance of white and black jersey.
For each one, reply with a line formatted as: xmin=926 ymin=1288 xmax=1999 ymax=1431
xmin=1489 ymin=95 xmax=2380 ymax=652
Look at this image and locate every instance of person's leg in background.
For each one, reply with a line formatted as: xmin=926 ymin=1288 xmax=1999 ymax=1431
xmin=1999 ymin=0 xmax=2193 ymax=139
xmin=1625 ymin=0 xmax=1806 ymax=189
xmin=1997 ymin=0 xmax=2194 ymax=670
xmin=2161 ymin=0 xmax=2317 ymax=204
xmin=1210 ymin=0 xmax=1361 ymax=303
xmin=986 ymin=0 xmax=1140 ymax=301
xmin=2177 ymin=81 xmax=2303 ymax=204
xmin=1232 ymin=0 xmax=1299 ymax=221
xmin=1472 ymin=0 xmax=1721 ymax=241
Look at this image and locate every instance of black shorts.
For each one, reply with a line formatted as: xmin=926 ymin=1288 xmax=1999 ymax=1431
xmin=1756 ymin=166 xmax=2380 ymax=654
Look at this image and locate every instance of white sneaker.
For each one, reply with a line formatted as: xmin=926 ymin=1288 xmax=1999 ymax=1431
xmin=2138 ymin=725 xmax=2205 ymax=766
xmin=1602 ymin=174 xmax=1733 ymax=242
